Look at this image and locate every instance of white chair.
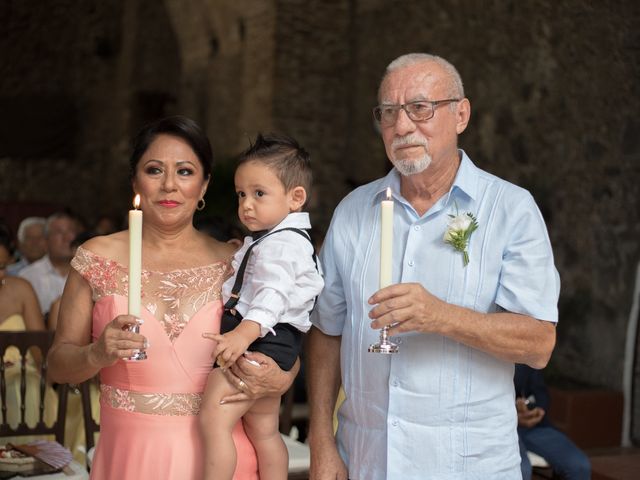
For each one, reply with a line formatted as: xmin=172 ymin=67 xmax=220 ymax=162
xmin=282 ymin=433 xmax=310 ymax=479
xmin=85 ymin=445 xmax=94 ymax=470
xmin=622 ymin=261 xmax=640 ymax=446
xmin=280 ymin=387 xmax=310 ymax=479
xmin=527 ymin=450 xmax=550 ymax=468
xmin=527 ymin=450 xmax=556 ymax=479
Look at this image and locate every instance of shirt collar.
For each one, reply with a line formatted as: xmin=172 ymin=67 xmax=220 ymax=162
xmin=373 ymin=169 xmax=402 ymax=203
xmin=42 ymin=255 xmax=56 ymax=274
xmin=42 ymin=255 xmax=66 ymax=278
xmin=250 ymin=212 xmax=311 ymax=241
xmin=448 ymin=149 xmax=478 ymax=202
xmin=273 ymin=212 xmax=311 ymax=230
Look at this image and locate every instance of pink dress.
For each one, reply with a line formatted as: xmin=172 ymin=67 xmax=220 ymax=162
xmin=72 ymin=247 xmax=258 ymax=480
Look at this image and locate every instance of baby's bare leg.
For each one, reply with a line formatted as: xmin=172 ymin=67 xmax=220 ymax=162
xmin=243 ymin=395 xmax=288 ymax=480
xmin=199 ymin=368 xmax=254 ymax=480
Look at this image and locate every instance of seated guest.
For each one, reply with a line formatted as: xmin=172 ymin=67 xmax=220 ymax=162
xmin=0 ymin=225 xmax=43 ymax=332
xmin=19 ymin=212 xmax=79 ymax=315
xmin=0 ymin=227 xmax=57 ymax=432
xmin=7 ymin=217 xmax=47 ymax=275
xmin=515 ymin=364 xmax=591 ymax=480
xmin=93 ymin=214 xmax=120 ymax=236
xmin=47 ymin=231 xmax=97 ymax=330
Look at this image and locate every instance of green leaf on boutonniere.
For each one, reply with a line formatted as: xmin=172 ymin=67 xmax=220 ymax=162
xmin=443 ymin=211 xmax=478 ymax=267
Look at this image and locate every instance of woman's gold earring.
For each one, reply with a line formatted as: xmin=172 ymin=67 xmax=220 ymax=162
xmin=197 ymin=199 xmax=206 ymax=211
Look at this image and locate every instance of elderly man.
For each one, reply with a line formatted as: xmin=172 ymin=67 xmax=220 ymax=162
xmin=307 ymin=53 xmax=559 ymax=480
xmin=7 ymin=217 xmax=47 ymax=275
xmin=19 ymin=212 xmax=79 ymax=315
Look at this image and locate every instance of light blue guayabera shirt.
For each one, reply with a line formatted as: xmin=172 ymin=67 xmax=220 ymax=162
xmin=312 ymin=151 xmax=559 ymax=480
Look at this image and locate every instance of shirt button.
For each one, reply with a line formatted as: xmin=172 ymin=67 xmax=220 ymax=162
xmin=414 ymin=225 xmax=421 ymax=231
xmin=392 ymin=379 xmax=399 ymax=387
xmin=408 ymin=260 xmax=414 ymax=267
xmin=392 ymin=420 xmax=399 ymax=427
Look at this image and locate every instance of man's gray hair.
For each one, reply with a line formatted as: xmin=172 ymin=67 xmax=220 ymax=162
xmin=380 ymin=53 xmax=465 ymax=99
xmin=45 ymin=212 xmax=74 ymax=237
xmin=17 ymin=217 xmax=46 ymax=243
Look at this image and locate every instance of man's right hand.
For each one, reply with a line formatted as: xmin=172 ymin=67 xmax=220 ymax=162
xmin=309 ymin=438 xmax=348 ymax=480
xmin=516 ymin=397 xmax=545 ymax=428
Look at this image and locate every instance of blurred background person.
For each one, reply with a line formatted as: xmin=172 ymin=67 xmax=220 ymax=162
xmin=0 ymin=222 xmax=44 ymax=331
xmin=515 ymin=364 xmax=591 ymax=480
xmin=19 ymin=211 xmax=80 ymax=315
xmin=0 ymin=222 xmax=57 ymax=435
xmin=92 ymin=214 xmax=120 ymax=236
xmin=7 ymin=217 xmax=47 ymax=276
xmin=47 ymin=230 xmax=97 ymax=331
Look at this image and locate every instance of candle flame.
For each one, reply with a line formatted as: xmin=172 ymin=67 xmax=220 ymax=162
xmin=133 ymin=194 xmax=141 ymax=210
xmin=386 ymin=187 xmax=392 ymax=201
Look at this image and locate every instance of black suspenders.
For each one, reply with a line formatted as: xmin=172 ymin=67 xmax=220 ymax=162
xmin=223 ymin=227 xmax=317 ymax=313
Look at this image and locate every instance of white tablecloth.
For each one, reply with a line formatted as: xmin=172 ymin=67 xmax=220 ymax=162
xmin=6 ymin=460 xmax=88 ymax=479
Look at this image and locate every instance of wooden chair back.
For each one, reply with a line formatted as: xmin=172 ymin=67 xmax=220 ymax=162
xmin=279 ymin=386 xmax=296 ymax=435
xmin=0 ymin=331 xmax=69 ymax=444
xmin=279 ymin=386 xmax=310 ymax=479
xmin=79 ymin=379 xmax=100 ymax=452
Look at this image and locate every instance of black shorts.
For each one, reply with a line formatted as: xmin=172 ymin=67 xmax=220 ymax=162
xmin=219 ymin=310 xmax=302 ymax=371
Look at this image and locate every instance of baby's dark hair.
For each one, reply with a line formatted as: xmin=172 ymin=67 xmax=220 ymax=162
xmin=237 ymin=133 xmax=312 ymax=204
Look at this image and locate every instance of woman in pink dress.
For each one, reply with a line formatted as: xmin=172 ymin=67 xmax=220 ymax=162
xmin=47 ymin=116 xmax=298 ymax=479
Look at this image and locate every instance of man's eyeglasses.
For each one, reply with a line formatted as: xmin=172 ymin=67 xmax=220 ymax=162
xmin=373 ymin=99 xmax=461 ymax=127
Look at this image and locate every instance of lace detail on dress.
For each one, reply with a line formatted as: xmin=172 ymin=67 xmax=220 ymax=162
xmin=100 ymin=385 xmax=202 ymax=416
xmin=72 ymin=246 xmax=230 ymax=342
xmin=71 ymin=248 xmax=122 ymax=299
xmin=151 ymin=269 xmax=226 ymax=341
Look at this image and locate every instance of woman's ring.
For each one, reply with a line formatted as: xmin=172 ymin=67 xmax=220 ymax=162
xmin=238 ymin=379 xmax=246 ymax=390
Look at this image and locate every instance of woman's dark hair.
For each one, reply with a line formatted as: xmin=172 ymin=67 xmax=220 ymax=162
xmin=0 ymin=222 xmax=12 ymax=253
xmin=71 ymin=231 xmax=96 ymax=249
xmin=129 ymin=115 xmax=213 ymax=180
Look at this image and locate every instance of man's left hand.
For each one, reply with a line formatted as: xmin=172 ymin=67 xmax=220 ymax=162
xmin=219 ymin=352 xmax=298 ymax=403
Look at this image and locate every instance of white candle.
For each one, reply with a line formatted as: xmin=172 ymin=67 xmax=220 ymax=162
xmin=380 ymin=187 xmax=393 ymax=288
xmin=128 ymin=194 xmax=142 ymax=317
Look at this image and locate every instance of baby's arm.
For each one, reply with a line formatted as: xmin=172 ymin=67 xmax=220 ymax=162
xmin=213 ymin=320 xmax=261 ymax=368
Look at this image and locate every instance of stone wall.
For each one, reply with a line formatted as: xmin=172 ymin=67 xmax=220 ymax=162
xmin=1 ymin=0 xmax=639 ymax=402
xmin=271 ymin=0 xmax=640 ymax=395
xmin=272 ymin=0 xmax=356 ymax=225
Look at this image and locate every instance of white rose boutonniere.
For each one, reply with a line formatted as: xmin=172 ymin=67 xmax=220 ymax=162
xmin=443 ymin=210 xmax=479 ymax=267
